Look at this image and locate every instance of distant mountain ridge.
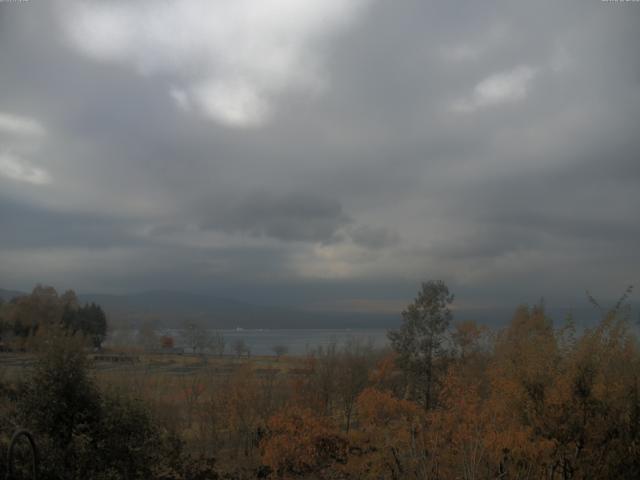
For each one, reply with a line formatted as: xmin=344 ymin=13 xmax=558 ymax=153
xmin=0 ymin=288 xmax=25 ymax=302
xmin=79 ymin=290 xmax=397 ymax=329
xmin=2 ymin=287 xmax=396 ymax=328
xmin=1 ymin=287 xmax=635 ymax=330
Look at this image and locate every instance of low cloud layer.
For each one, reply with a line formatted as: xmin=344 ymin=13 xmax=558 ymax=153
xmin=0 ymin=0 xmax=638 ymax=313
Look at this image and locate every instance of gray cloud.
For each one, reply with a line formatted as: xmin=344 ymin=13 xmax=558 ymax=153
xmin=0 ymin=195 xmax=147 ymax=249
xmin=199 ymin=191 xmax=351 ymax=243
xmin=348 ymin=225 xmax=400 ymax=249
xmin=0 ymin=0 xmax=638 ymax=313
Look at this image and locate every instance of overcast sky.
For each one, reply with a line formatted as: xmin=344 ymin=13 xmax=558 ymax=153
xmin=1 ymin=0 xmax=639 ymax=314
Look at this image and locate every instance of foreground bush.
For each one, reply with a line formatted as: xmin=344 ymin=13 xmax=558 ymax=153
xmin=15 ymin=331 xmax=182 ymax=480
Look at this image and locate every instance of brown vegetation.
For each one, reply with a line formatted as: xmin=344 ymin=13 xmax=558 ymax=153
xmin=1 ymin=283 xmax=639 ymax=479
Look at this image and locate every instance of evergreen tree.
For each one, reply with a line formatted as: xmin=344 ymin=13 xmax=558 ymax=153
xmin=388 ymin=280 xmax=453 ymax=410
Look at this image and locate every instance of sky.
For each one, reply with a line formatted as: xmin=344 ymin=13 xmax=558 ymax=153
xmin=0 ymin=0 xmax=639 ymax=315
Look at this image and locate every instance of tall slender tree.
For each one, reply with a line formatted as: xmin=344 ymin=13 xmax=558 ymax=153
xmin=388 ymin=280 xmax=453 ymax=410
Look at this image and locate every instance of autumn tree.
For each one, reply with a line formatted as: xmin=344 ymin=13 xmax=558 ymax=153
xmin=336 ymin=337 xmax=372 ymax=432
xmin=540 ymin=292 xmax=640 ymax=478
xmin=306 ymin=342 xmax=340 ymax=416
xmin=452 ymin=320 xmax=487 ymax=360
xmin=179 ymin=372 xmax=206 ymax=428
xmin=388 ymin=280 xmax=453 ymax=410
xmin=193 ymin=372 xmax=226 ymax=455
xmin=481 ymin=304 xmax=558 ymax=476
xmin=2 ymin=286 xmax=108 ymax=349
xmin=451 ymin=320 xmax=491 ymax=386
xmin=369 ymin=351 xmax=404 ymax=397
xmin=224 ymin=365 xmax=262 ymax=457
xmin=261 ymin=406 xmax=347 ymax=478
xmin=4 ymin=285 xmax=63 ymax=345
xmin=348 ymin=387 xmax=425 ymax=479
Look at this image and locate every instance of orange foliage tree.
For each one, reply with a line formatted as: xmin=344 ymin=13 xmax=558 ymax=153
xmin=261 ymin=406 xmax=347 ymax=478
xmin=346 ymin=387 xmax=426 ymax=479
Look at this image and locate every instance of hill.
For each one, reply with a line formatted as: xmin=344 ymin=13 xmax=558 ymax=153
xmin=0 ymin=288 xmax=25 ymax=302
xmin=79 ymin=290 xmax=396 ymax=329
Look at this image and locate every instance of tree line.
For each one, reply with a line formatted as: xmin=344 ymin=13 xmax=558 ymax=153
xmin=0 ymin=285 xmax=107 ymax=350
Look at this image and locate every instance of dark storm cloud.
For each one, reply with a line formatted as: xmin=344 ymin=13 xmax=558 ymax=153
xmin=199 ymin=191 xmax=351 ymax=243
xmin=0 ymin=0 xmax=638 ymax=311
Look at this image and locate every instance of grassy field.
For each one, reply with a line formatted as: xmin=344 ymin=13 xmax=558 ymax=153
xmin=1 ymin=349 xmax=307 ymax=466
xmin=0 ymin=350 xmax=303 ymax=375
